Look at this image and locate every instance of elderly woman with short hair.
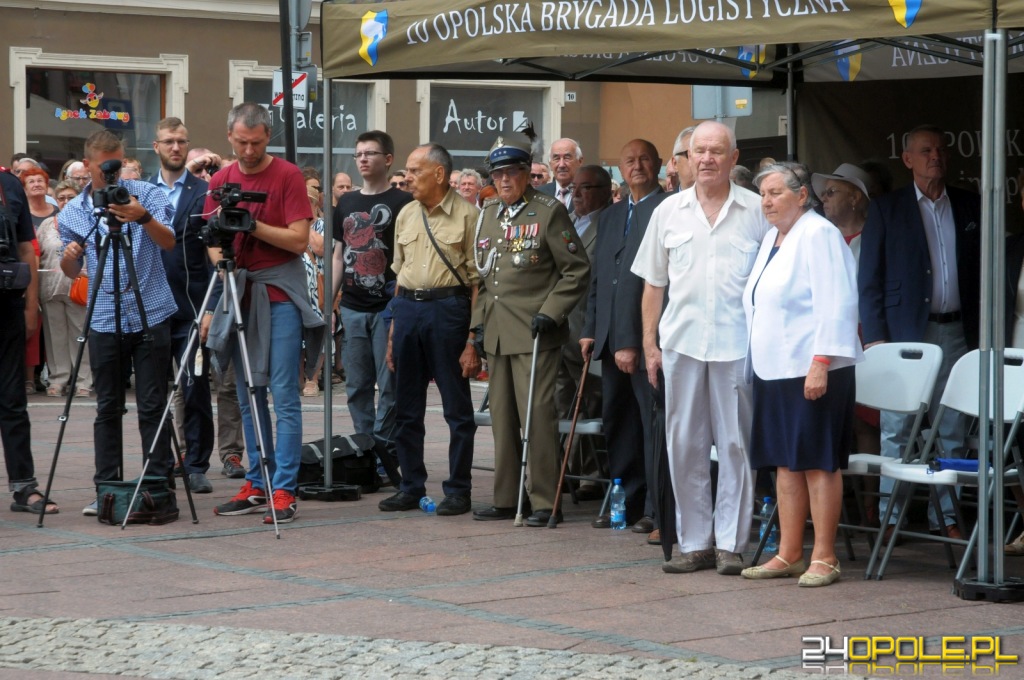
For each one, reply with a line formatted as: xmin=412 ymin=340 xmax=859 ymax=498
xmin=740 ymin=162 xmax=863 ymax=587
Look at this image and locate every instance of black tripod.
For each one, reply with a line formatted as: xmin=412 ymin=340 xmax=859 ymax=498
xmin=37 ymin=209 xmax=198 ymax=528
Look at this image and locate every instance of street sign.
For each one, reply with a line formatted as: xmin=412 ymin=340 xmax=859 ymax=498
xmin=272 ymin=68 xmax=317 ymax=107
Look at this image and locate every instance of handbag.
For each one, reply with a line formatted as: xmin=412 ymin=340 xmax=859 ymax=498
xmin=69 ymin=274 xmax=89 ymax=306
xmin=96 ymin=476 xmax=179 ymax=526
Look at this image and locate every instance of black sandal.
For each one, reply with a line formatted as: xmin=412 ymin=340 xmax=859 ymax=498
xmin=10 ymin=489 xmax=59 ymax=515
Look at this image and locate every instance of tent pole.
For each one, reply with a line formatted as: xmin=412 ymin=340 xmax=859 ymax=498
xmin=321 ymin=78 xmax=334 ymax=489
xmin=956 ymin=30 xmax=1024 ymax=602
xmin=786 ymin=60 xmax=795 ymax=161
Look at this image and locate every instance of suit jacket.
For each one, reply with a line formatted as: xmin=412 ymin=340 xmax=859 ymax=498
xmin=565 ymin=207 xmax=602 ymax=344
xmin=149 ymin=171 xmax=212 ymax=322
xmin=1005 ymin=233 xmax=1024 ymax=346
xmin=471 ymin=187 xmax=591 ymax=356
xmin=537 ymin=181 xmax=575 ymax=219
xmin=859 ymin=183 xmax=981 ymax=349
xmin=583 ymin=188 xmax=670 ymax=358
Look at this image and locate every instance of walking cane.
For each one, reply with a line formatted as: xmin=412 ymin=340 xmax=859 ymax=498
xmin=549 ymin=353 xmax=591 ymax=528
xmin=514 ymin=334 xmax=542 ymax=527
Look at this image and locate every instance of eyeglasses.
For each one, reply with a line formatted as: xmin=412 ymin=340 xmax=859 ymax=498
xmin=353 ymin=151 xmax=385 ymax=159
xmin=673 ymin=151 xmax=689 ymax=160
xmin=821 ymin=186 xmax=848 ymax=198
xmin=310 ymin=185 xmax=322 ymax=192
xmin=56 ymin=193 xmax=77 ymax=203
xmin=391 ymin=181 xmax=408 ymax=188
xmin=490 ymin=167 xmax=525 ymax=179
xmin=156 ymin=138 xmax=189 ymax=147
xmin=68 ymin=175 xmax=90 ymax=182
xmin=530 ymin=173 xmax=545 ymax=179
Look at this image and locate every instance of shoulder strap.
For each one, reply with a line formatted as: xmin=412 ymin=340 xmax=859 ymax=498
xmin=420 ymin=208 xmax=467 ymax=288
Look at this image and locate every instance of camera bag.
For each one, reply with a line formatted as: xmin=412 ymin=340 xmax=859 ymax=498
xmin=298 ymin=433 xmax=386 ymax=493
xmin=0 ymin=178 xmax=31 ymax=291
xmin=96 ymin=476 xmax=179 ymax=526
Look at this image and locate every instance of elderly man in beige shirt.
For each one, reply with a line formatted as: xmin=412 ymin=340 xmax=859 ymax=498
xmin=378 ymin=142 xmax=481 ymax=516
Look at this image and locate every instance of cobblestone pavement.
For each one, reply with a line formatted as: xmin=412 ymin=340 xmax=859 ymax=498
xmin=0 ymin=616 xmax=863 ymax=679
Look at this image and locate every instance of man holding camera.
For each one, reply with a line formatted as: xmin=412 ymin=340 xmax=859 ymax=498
xmin=60 ymin=129 xmax=177 ymax=516
xmin=205 ymin=103 xmax=319 ymax=525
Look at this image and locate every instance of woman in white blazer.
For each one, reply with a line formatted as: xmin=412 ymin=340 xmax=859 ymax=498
xmin=739 ymin=163 xmax=863 ymax=588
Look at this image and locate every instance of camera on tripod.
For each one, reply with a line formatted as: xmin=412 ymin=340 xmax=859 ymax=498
xmin=92 ymin=159 xmax=132 ymax=217
xmin=200 ymin=183 xmax=267 ymax=247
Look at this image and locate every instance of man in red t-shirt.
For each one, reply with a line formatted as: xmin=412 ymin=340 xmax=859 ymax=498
xmin=203 ymin=103 xmax=313 ymax=524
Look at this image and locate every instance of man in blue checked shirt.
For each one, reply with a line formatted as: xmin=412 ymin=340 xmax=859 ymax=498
xmin=59 ymin=129 xmax=178 ymax=517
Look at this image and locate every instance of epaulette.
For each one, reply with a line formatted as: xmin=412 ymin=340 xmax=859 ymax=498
xmin=482 ymin=196 xmax=501 ymax=208
xmin=530 ymin=192 xmax=558 ymax=208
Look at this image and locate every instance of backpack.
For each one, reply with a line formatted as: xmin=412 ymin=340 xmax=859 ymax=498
xmin=0 ymin=175 xmax=30 ymax=291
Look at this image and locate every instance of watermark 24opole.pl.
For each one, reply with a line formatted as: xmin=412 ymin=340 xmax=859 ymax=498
xmin=801 ymin=635 xmax=1018 ymax=674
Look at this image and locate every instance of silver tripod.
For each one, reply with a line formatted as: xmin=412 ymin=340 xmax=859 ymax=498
xmin=125 ymin=249 xmax=282 ymax=537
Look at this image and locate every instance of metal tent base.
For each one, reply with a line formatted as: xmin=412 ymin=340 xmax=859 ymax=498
xmin=955 ymin=577 xmax=1024 ymax=602
xmin=297 ymin=483 xmax=362 ymax=502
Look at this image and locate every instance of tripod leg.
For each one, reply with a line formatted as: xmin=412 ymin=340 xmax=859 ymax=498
xmin=38 ymin=233 xmax=112 ymax=528
xmin=225 ymin=270 xmax=280 ymax=537
xmin=119 ymin=235 xmax=215 ymax=528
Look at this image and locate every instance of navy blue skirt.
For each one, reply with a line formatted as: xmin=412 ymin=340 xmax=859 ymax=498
xmin=749 ymin=366 xmax=856 ymax=472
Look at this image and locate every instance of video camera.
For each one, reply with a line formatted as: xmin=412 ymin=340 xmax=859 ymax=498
xmin=200 ymin=183 xmax=267 ymax=249
xmin=92 ymin=159 xmax=132 ymax=228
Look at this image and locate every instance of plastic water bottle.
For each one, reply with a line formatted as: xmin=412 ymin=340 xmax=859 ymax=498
xmin=610 ymin=479 xmax=627 ymax=530
xmin=760 ymin=496 xmax=779 ymax=553
xmin=419 ymin=496 xmax=436 ymax=514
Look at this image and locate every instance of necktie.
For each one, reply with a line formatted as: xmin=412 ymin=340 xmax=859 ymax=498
xmin=624 ymin=201 xmax=635 ymax=238
xmin=558 ymin=186 xmax=572 ymax=209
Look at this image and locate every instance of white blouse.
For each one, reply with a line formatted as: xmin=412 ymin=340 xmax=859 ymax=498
xmin=743 ymin=210 xmax=863 ymax=381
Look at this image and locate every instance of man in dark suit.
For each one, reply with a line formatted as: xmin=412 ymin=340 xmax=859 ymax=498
xmin=581 ymin=139 xmax=669 ymax=537
xmin=555 ymin=165 xmax=611 ymax=500
xmin=859 ymin=123 xmax=981 ymax=536
xmin=537 ymin=138 xmax=582 ymax=215
xmin=151 ymin=117 xmax=216 ymax=493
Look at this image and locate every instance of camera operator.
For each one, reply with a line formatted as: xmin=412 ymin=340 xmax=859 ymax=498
xmin=59 ymin=129 xmax=177 ymax=516
xmin=0 ymin=163 xmax=59 ymax=515
xmin=205 ymin=102 xmax=322 ymax=525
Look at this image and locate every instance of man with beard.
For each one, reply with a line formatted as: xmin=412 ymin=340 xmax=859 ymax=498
xmin=150 ymin=117 xmax=216 ymax=493
xmin=331 ymin=131 xmax=412 ymax=471
xmin=472 ymin=137 xmax=590 ymax=526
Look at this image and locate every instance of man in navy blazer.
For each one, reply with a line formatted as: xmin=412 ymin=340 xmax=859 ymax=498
xmin=582 ymin=140 xmax=669 ymax=535
xmin=859 ymin=124 xmax=981 ymax=536
xmin=150 ymin=117 xmax=217 ymax=493
xmin=537 ymin=138 xmax=582 ymax=216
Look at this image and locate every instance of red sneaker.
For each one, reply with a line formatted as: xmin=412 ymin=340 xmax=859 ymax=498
xmin=213 ymin=481 xmax=267 ymax=516
xmin=263 ymin=489 xmax=298 ymax=524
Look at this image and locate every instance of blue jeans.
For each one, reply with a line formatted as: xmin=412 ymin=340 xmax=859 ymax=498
xmin=340 ymin=306 xmax=396 ymax=458
xmin=234 ymin=302 xmax=303 ymax=494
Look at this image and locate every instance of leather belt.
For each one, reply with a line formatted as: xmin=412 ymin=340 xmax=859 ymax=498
xmin=928 ymin=311 xmax=962 ymax=324
xmin=398 ymin=285 xmax=468 ymax=302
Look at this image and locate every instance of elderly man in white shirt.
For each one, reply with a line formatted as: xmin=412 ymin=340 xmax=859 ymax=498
xmin=632 ymin=121 xmax=770 ymax=576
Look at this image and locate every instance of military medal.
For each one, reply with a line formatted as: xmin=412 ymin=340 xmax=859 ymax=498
xmin=568 ymin=242 xmax=578 ymax=253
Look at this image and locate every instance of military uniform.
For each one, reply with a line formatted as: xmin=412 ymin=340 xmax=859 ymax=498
xmin=472 ymin=186 xmax=590 ymax=513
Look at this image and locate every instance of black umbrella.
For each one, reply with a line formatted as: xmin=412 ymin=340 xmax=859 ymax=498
xmin=652 ymin=371 xmax=676 ymax=562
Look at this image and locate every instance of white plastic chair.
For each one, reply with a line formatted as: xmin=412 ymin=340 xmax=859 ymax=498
xmin=867 ymin=349 xmax=1024 ymax=580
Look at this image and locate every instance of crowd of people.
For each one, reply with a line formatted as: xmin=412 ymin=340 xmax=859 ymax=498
xmin=1 ymin=114 xmax=1013 ymax=586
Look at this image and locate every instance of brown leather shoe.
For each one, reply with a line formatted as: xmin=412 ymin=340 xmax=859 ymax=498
xmin=591 ymin=514 xmax=611 ymax=529
xmin=944 ymin=524 xmax=963 ymax=540
xmin=647 ymin=529 xmax=661 ymax=545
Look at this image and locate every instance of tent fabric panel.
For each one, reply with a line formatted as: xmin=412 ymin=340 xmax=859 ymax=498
xmin=322 ymin=0 xmax=995 ymax=79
